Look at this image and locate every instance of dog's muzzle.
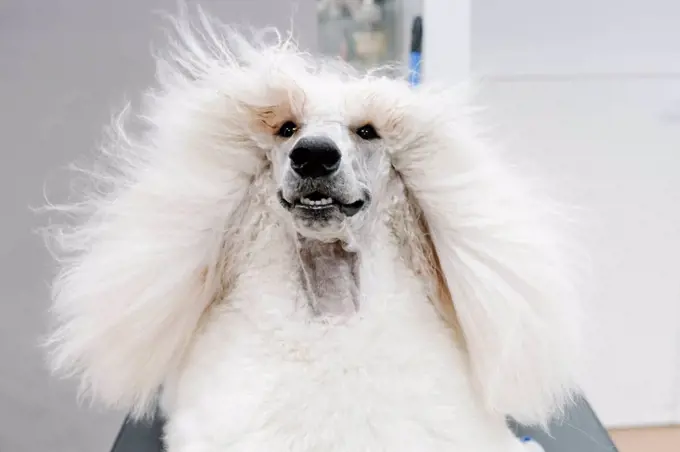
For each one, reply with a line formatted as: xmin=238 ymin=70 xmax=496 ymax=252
xmin=278 ymin=136 xmax=369 ymax=219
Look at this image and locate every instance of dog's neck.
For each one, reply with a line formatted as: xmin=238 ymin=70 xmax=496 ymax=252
xmin=296 ymin=237 xmax=360 ymax=318
xmin=231 ymin=173 xmax=433 ymax=320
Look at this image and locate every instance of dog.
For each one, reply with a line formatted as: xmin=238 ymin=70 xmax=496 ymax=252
xmin=44 ymin=11 xmax=581 ymax=452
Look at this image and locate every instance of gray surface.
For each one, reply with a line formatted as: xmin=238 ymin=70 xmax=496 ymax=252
xmin=509 ymin=398 xmax=618 ymax=452
xmin=0 ymin=1 xmax=315 ymax=451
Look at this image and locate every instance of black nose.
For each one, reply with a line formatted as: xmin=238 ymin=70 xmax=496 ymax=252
xmin=289 ymin=136 xmax=341 ymax=178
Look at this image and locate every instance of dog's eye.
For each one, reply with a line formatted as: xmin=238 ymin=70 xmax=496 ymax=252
xmin=277 ymin=121 xmax=298 ymax=138
xmin=356 ymin=124 xmax=380 ymax=140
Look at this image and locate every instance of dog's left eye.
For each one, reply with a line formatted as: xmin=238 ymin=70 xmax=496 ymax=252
xmin=355 ymin=124 xmax=380 ymax=140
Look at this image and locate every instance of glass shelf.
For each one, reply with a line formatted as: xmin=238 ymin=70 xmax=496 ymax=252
xmin=317 ymin=0 xmax=421 ymax=71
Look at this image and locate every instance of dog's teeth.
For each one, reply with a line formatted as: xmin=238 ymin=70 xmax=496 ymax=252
xmin=297 ymin=197 xmax=334 ymax=208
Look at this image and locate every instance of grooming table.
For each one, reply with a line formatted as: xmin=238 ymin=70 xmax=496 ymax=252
xmin=110 ymin=396 xmax=617 ymax=452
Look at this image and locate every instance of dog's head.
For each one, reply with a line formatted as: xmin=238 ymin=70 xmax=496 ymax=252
xmin=199 ymin=44 xmax=413 ymax=242
xmin=152 ymin=25 xmax=416 ymax=242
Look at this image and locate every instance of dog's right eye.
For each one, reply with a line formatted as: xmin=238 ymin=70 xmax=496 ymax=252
xmin=277 ymin=121 xmax=298 ymax=138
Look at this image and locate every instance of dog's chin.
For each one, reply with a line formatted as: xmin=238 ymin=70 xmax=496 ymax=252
xmin=277 ymin=189 xmax=369 ymax=238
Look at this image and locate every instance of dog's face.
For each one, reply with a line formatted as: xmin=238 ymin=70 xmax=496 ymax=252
xmin=273 ymin=119 xmax=380 ymax=238
xmin=261 ymin=79 xmax=397 ymax=240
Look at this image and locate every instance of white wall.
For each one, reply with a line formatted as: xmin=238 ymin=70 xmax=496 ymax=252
xmin=478 ymin=78 xmax=680 ymax=428
xmin=471 ymin=0 xmax=680 ymax=76
xmin=422 ymin=0 xmax=470 ymax=84
xmin=425 ymin=0 xmax=680 ymax=427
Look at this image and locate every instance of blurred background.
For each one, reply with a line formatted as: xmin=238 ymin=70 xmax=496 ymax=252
xmin=1 ymin=0 xmax=679 ymax=451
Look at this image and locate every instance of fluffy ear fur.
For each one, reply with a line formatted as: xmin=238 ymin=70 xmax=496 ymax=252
xmin=392 ymin=85 xmax=582 ymax=426
xmin=41 ymin=15 xmax=294 ymax=417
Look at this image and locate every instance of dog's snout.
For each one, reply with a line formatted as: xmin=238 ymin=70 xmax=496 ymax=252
xmin=289 ymin=136 xmax=341 ymax=179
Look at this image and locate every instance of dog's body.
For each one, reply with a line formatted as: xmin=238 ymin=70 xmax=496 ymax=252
xmin=44 ymin=12 xmax=580 ymax=452
xmin=160 ymin=177 xmax=524 ymax=452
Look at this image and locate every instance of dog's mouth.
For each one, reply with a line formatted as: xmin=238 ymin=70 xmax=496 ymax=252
xmin=278 ymin=190 xmax=367 ymax=217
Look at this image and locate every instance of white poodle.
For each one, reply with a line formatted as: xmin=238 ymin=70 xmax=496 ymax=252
xmin=44 ymin=11 xmax=581 ymax=452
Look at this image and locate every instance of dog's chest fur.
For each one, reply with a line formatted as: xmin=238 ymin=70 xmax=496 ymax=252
xmin=161 ymin=208 xmax=524 ymax=452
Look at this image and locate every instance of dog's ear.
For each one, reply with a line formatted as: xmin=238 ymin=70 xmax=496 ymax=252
xmin=43 ymin=28 xmax=271 ymax=416
xmin=393 ymin=87 xmax=582 ymax=426
xmin=44 ymin=102 xmax=262 ymax=418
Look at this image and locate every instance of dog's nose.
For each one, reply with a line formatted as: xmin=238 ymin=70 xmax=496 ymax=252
xmin=289 ymin=136 xmax=341 ymax=178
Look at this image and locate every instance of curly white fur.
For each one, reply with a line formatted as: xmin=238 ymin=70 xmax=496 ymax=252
xmin=43 ymin=8 xmax=582 ymax=451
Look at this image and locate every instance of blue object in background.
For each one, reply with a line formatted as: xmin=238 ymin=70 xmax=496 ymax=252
xmin=408 ymin=16 xmax=422 ymax=86
xmin=408 ymin=51 xmax=421 ymax=86
xmin=520 ymin=436 xmax=546 ymax=452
